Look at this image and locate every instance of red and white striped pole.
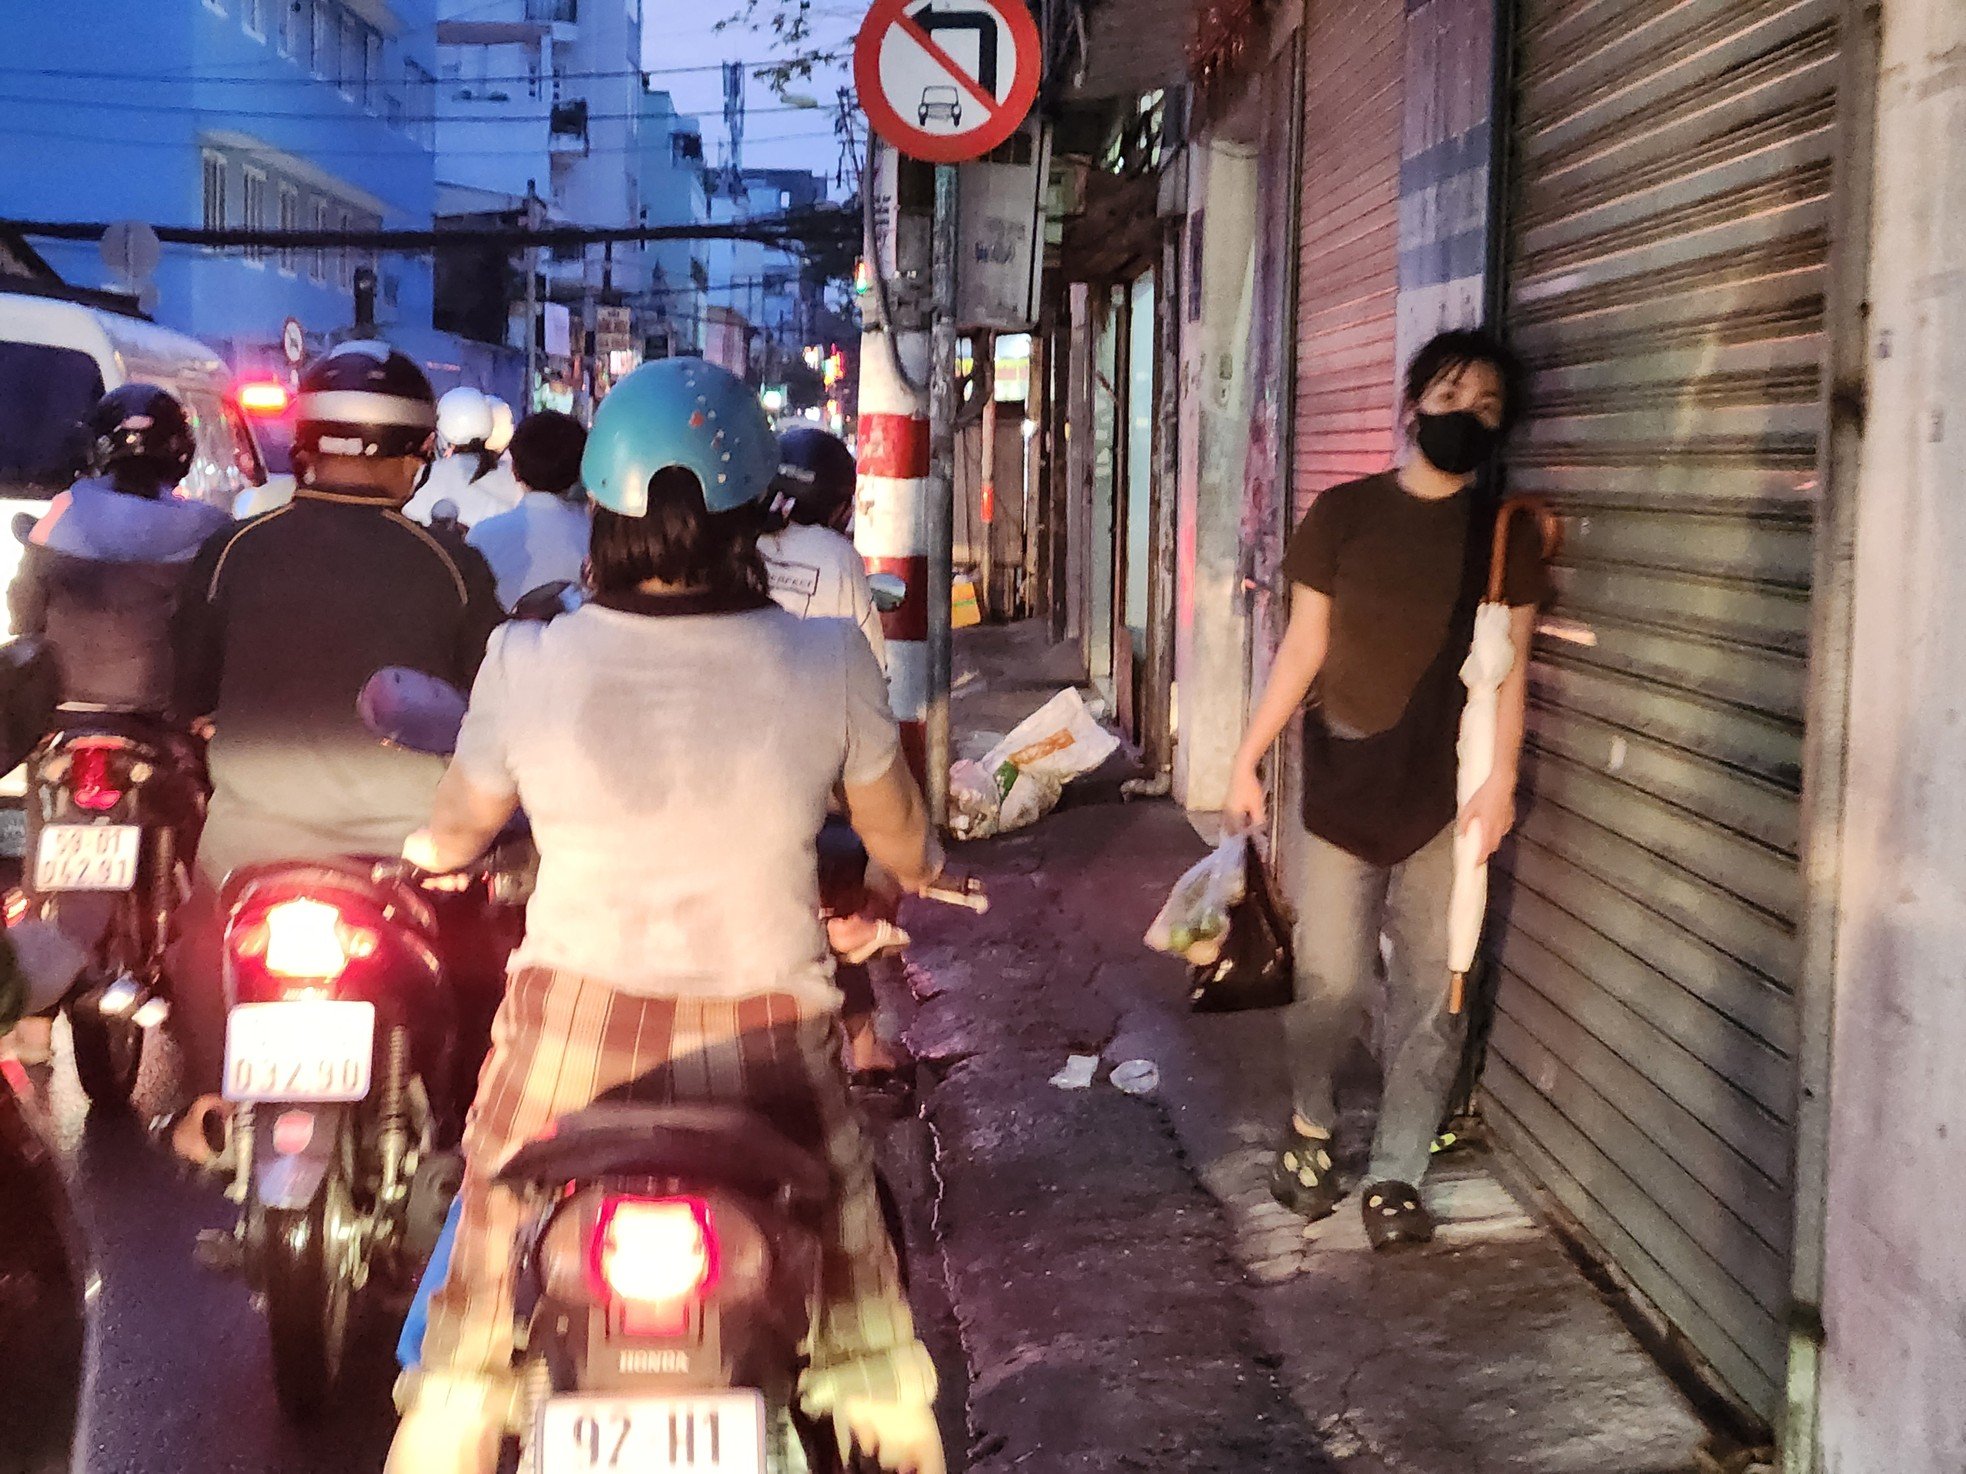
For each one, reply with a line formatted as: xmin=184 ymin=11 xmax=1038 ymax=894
xmin=856 ymin=326 xmax=933 ymax=791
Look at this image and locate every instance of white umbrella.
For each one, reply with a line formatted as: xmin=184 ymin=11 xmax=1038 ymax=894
xmin=1447 ymin=498 xmax=1555 ymax=1015
xmin=1449 ymin=601 xmax=1517 ymax=1014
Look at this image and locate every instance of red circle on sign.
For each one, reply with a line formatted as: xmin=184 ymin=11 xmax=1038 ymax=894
xmin=854 ymin=0 xmax=1041 ymax=164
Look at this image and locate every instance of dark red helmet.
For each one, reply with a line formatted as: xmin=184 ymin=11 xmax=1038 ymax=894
xmin=772 ymin=427 xmax=857 ymax=530
xmin=87 ymin=383 xmax=195 ymax=484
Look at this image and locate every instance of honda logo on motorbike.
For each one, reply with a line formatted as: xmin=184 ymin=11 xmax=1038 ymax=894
xmin=617 ymin=1348 xmax=691 ymax=1375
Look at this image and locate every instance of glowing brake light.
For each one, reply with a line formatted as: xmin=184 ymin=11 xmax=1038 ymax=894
xmin=233 ymin=898 xmax=378 ymax=981
xmin=594 ymin=1197 xmax=718 ymax=1314
xmin=68 ymin=747 xmax=124 ymax=812
xmin=236 ymin=380 xmax=291 ymax=416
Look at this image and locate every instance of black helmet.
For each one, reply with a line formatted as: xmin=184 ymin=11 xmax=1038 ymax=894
xmin=772 ymin=427 xmax=857 ymax=530
xmin=88 ymin=384 xmax=195 ymax=484
xmin=293 ymin=340 xmax=438 ymax=462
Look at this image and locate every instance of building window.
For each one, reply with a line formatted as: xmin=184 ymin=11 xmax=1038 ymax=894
xmin=365 ymin=31 xmax=382 ymax=111
xmin=201 ymin=152 xmax=227 ymax=245
xmin=243 ymin=0 xmax=266 ymax=40
xmin=280 ymin=0 xmax=304 ymax=58
xmin=405 ymin=60 xmax=435 ymax=143
xmin=337 ymin=12 xmax=359 ymax=100
xmin=242 ymin=168 xmax=268 ymax=265
xmin=311 ymin=0 xmax=331 ymax=79
xmin=310 ymin=198 xmax=330 ymax=282
xmin=277 ymin=184 xmax=299 ymax=274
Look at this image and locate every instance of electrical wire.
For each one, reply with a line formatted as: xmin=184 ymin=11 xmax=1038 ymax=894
xmin=0 ymin=50 xmax=848 ymax=87
xmin=1 ymin=124 xmax=844 ymax=155
xmin=0 ymin=89 xmax=836 ymax=125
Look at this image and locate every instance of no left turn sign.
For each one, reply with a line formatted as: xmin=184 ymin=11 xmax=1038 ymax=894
xmin=855 ymin=0 xmax=1041 ymax=164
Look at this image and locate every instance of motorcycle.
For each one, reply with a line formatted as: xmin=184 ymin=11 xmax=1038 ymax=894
xmin=19 ymin=709 xmax=205 ymax=1106
xmin=366 ymin=661 xmax=984 ymax=1474
xmin=198 ymin=672 xmax=529 ymax=1421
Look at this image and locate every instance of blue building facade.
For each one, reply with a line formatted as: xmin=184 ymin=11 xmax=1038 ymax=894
xmin=0 ymin=0 xmax=512 ymax=395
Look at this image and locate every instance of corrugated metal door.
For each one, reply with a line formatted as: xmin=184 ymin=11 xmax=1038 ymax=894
xmin=1276 ymin=0 xmax=1405 ymax=870
xmin=1289 ymin=0 xmax=1404 ymax=520
xmin=1489 ymin=0 xmax=1838 ymax=1421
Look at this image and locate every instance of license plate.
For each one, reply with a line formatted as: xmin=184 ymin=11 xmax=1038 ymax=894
xmin=222 ymin=1000 xmax=376 ymax=1103
xmin=33 ymin=823 xmax=140 ymax=892
xmin=537 ymin=1391 xmax=767 ymax=1474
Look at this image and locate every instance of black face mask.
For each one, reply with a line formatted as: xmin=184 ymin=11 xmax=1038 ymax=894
xmin=1415 ymin=410 xmax=1500 ymax=476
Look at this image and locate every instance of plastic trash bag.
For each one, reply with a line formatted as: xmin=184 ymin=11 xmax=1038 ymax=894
xmin=1144 ymin=835 xmax=1248 ymax=967
xmin=950 ymin=689 xmax=1121 ymax=839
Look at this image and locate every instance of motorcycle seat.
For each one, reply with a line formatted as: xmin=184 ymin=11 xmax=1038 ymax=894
xmin=495 ymin=1102 xmax=832 ymax=1210
xmin=221 ymin=857 xmax=438 ymax=935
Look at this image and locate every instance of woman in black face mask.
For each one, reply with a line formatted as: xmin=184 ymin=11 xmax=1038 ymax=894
xmin=1220 ymin=328 xmax=1549 ymax=1251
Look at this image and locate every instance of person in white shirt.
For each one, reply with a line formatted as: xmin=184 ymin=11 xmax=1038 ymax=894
xmin=465 ymin=410 xmax=588 ymax=610
xmin=760 ymin=425 xmax=885 ymax=673
xmin=403 ymin=385 xmax=524 ymax=528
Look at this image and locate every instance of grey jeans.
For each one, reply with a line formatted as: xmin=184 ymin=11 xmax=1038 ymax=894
xmin=1284 ymin=823 xmax=1463 ymax=1189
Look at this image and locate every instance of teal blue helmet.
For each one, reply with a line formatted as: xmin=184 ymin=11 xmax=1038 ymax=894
xmin=580 ymin=358 xmax=778 ymax=517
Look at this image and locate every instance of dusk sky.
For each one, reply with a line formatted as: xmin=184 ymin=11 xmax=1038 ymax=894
xmin=641 ymin=0 xmax=864 ymax=194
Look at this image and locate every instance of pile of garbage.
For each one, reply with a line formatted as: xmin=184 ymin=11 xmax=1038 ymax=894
xmin=949 ymin=688 xmax=1120 ymax=840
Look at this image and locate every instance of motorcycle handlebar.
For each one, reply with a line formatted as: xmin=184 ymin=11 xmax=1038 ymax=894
xmin=921 ymin=873 xmax=989 ymax=914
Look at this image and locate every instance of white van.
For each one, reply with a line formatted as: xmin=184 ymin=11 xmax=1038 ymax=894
xmin=0 ymin=286 xmax=267 ymax=850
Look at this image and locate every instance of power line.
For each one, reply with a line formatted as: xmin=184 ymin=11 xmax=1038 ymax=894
xmin=0 ymin=89 xmax=839 ymax=126
xmin=6 ymin=212 xmax=857 ymax=254
xmin=0 ymin=49 xmax=849 ymax=88
xmin=3 ymin=124 xmax=844 ymax=157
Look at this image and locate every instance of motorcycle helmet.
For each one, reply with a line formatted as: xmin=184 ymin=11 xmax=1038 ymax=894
xmin=485 ymin=396 xmax=515 ymax=456
xmin=87 ymin=383 xmax=196 ymax=484
xmin=773 ymin=427 xmax=857 ymax=531
xmin=581 ymin=358 xmax=777 ymax=517
xmin=435 ymin=385 xmax=494 ymax=454
xmin=292 ymin=340 xmax=438 ymax=462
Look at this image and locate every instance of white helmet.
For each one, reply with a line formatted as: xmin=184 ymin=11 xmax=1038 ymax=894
xmin=485 ymin=397 xmax=514 ymax=456
xmin=435 ymin=385 xmax=494 ymax=453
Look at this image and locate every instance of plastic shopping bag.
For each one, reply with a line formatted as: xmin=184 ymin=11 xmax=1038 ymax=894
xmin=1145 ymin=835 xmax=1249 ymax=967
xmin=950 ymin=688 xmax=1122 ymax=839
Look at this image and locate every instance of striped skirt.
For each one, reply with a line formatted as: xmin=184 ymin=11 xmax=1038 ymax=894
xmin=400 ymin=966 xmax=937 ymax=1426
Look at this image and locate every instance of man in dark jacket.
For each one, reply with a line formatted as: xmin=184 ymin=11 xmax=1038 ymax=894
xmin=166 ymin=341 xmax=503 ymax=1163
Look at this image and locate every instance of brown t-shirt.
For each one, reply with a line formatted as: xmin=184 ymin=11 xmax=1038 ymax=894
xmin=1282 ymin=472 xmax=1550 ymax=737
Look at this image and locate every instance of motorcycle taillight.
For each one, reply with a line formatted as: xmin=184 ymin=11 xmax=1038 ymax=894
xmin=592 ymin=1196 xmax=718 ymax=1335
xmin=231 ymin=898 xmax=378 ymax=984
xmin=68 ymin=746 xmax=124 ymax=812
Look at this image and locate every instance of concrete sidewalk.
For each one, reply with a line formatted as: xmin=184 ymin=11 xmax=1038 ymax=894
xmin=897 ymin=623 xmax=1709 ymax=1473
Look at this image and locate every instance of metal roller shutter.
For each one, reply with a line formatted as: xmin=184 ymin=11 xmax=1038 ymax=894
xmin=1291 ymin=0 xmax=1404 ymax=518
xmin=1489 ymin=0 xmax=1838 ymax=1420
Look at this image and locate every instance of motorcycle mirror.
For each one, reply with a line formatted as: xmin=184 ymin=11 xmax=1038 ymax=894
xmin=511 ymin=580 xmax=580 ymax=622
xmin=431 ymin=497 xmax=462 ymax=528
xmin=11 ymin=512 xmax=36 ymax=545
xmin=357 ymin=667 xmax=468 ymax=756
xmin=867 ymin=572 xmax=907 ymax=614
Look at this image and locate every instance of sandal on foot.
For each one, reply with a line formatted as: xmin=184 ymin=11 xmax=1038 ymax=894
xmin=1362 ymin=1180 xmax=1434 ymax=1249
xmin=1269 ymin=1121 xmax=1344 ymax=1222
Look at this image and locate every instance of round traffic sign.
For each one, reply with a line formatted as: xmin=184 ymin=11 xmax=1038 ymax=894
xmin=100 ymin=220 xmax=161 ymax=284
xmin=854 ymin=0 xmax=1041 ymax=164
xmin=282 ymin=317 xmax=306 ymax=366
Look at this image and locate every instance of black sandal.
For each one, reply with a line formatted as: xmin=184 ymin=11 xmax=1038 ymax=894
xmin=1269 ymin=1120 xmax=1345 ymax=1222
xmin=1361 ymin=1180 xmax=1435 ymax=1249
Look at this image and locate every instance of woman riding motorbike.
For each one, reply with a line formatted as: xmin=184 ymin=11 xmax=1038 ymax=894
xmin=385 ymin=358 xmax=946 ymax=1474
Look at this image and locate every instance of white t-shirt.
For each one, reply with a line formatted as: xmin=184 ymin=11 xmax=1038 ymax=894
xmin=467 ymin=491 xmax=589 ymax=609
xmin=759 ymin=521 xmax=887 ymax=674
xmin=403 ymin=454 xmax=524 ymax=529
xmin=453 ymin=601 xmax=899 ymax=1006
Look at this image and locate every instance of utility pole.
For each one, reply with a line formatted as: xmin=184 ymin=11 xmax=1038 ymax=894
xmin=854 ymin=139 xmax=937 ymax=806
xmin=925 ymin=165 xmax=959 ymax=823
xmin=523 ymin=187 xmax=541 ymax=410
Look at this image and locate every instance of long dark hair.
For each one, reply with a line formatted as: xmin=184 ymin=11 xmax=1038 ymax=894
xmin=588 ymin=466 xmax=768 ymax=599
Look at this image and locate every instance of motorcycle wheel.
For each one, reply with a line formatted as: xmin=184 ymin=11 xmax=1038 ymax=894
xmin=67 ymin=1002 xmax=144 ymax=1108
xmin=259 ymin=1159 xmax=362 ymax=1422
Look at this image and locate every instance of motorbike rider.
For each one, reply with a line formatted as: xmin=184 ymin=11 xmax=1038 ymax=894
xmin=403 ymin=385 xmax=523 ymax=529
xmin=385 ymin=357 xmax=945 ymax=1474
xmin=1 ymin=385 xmax=231 ymax=1062
xmin=464 ymin=410 xmax=588 ymax=610
xmin=164 ymin=340 xmax=504 ymax=1166
xmin=761 ymin=425 xmax=886 ymax=672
